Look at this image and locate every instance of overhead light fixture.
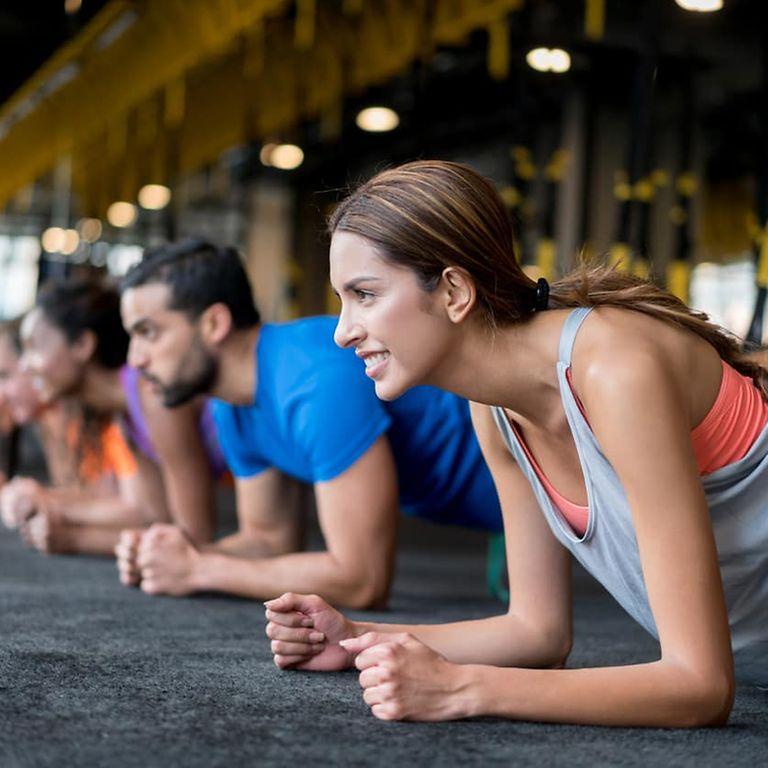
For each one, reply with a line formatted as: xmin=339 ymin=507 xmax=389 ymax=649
xmin=674 ymin=0 xmax=723 ymax=11
xmin=262 ymin=143 xmax=304 ymax=170
xmin=77 ymin=218 xmax=103 ymax=243
xmin=138 ymin=184 xmax=172 ymax=210
xmin=107 ymin=201 xmax=137 ymax=228
xmin=356 ymin=107 xmax=400 ymax=133
xmin=60 ymin=229 xmax=80 ymax=256
xmin=65 ymin=0 xmax=82 ymax=14
xmin=41 ymin=227 xmax=66 ymax=252
xmin=526 ymin=47 xmax=571 ymax=73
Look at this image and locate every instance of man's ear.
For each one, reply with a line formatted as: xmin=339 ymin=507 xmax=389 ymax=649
xmin=199 ymin=303 xmax=233 ymax=346
xmin=72 ymin=329 xmax=97 ymax=363
xmin=441 ymin=266 xmax=477 ymax=324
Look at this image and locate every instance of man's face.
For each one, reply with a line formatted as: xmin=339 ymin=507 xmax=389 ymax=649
xmin=120 ymin=283 xmax=218 ymax=407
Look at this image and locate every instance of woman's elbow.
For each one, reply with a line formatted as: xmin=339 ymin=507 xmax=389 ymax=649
xmin=670 ymin=668 xmax=734 ymax=728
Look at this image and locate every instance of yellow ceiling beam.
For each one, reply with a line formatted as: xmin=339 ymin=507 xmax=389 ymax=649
xmin=0 ymin=0 xmax=523 ymax=212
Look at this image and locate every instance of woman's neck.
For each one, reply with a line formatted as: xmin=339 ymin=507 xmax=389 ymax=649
xmin=79 ymin=365 xmax=127 ymax=415
xmin=427 ymin=311 xmax=567 ymax=426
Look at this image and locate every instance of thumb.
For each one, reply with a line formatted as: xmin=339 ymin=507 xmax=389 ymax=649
xmin=338 ymin=632 xmax=389 ymax=655
xmin=264 ymin=592 xmax=324 ymax=614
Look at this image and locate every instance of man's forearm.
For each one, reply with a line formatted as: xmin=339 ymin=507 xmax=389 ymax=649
xmin=191 ymin=550 xmax=384 ymax=608
xmin=203 ymin=531 xmax=279 ymax=559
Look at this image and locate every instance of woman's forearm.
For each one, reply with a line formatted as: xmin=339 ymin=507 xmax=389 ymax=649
xmin=352 ymin=612 xmax=570 ymax=668
xmin=54 ymin=492 xmax=147 ymax=527
xmin=458 ymin=659 xmax=733 ymax=727
xmin=59 ymin=522 xmax=124 ymax=556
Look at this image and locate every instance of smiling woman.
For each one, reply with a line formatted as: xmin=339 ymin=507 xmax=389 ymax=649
xmin=266 ymin=159 xmax=768 ymax=728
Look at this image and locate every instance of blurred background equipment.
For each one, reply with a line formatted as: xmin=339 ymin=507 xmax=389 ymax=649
xmin=0 ymin=0 xmax=766 ymax=342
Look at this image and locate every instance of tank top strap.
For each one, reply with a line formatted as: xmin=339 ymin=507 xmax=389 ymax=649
xmin=557 ymin=307 xmax=594 ymax=366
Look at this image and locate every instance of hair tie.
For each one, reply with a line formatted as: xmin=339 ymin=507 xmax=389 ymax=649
xmin=534 ymin=277 xmax=550 ymax=311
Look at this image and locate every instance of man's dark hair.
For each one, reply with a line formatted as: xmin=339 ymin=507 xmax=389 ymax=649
xmin=121 ymin=239 xmax=261 ymax=329
xmin=36 ymin=278 xmax=128 ymax=369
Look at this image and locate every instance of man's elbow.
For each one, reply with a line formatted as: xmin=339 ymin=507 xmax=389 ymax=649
xmin=336 ymin=569 xmax=391 ymax=610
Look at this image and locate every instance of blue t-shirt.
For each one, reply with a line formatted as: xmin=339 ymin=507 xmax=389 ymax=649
xmin=211 ymin=317 xmax=502 ymax=531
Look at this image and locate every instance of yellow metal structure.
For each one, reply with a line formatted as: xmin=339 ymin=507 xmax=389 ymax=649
xmin=0 ymin=0 xmax=523 ymax=214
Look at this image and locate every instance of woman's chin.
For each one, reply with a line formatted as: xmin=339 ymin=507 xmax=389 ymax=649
xmin=373 ymin=376 xmax=409 ymax=402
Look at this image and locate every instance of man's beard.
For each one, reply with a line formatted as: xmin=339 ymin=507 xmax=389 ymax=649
xmin=157 ymin=342 xmax=218 ymax=408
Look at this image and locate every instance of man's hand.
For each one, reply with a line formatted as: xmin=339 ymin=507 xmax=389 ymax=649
xmin=115 ymin=528 xmax=144 ymax=587
xmin=1 ymin=477 xmax=43 ymax=529
xmin=264 ymin=592 xmax=357 ymax=671
xmin=136 ymin=524 xmax=200 ymax=597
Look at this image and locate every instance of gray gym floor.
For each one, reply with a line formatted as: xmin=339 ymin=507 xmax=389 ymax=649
xmin=1 ymin=519 xmax=765 ymax=767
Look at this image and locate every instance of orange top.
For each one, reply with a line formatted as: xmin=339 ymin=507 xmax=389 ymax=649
xmin=515 ymin=361 xmax=768 ymax=537
xmin=78 ymin=421 xmax=138 ymax=482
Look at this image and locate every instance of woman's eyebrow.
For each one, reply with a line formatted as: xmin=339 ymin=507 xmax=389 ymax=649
xmin=342 ymin=276 xmax=382 ymax=291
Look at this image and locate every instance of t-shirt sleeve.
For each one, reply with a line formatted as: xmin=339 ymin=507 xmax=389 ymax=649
xmin=290 ymin=365 xmax=392 ymax=483
xmin=210 ymin=400 xmax=271 ymax=479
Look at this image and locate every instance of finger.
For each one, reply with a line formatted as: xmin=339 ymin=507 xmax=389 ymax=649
xmin=371 ymin=703 xmax=402 ymax=721
xmin=355 ymin=643 xmax=397 ymax=671
xmin=135 ymin=548 xmax=160 ymax=570
xmin=273 ymin=654 xmax=310 ymax=669
xmin=263 ymin=592 xmax=324 ymax=614
xmin=340 ymin=632 xmax=392 ymax=656
xmin=119 ymin=570 xmax=141 ymax=587
xmin=363 ymin=684 xmax=393 ymax=707
xmin=140 ymin=579 xmax=163 ymax=595
xmin=270 ymin=640 xmax=324 ymax=657
xmin=358 ymin=666 xmax=389 ymax=689
xmin=264 ymin=608 xmax=314 ymax=628
xmin=266 ymin=623 xmax=324 ymax=643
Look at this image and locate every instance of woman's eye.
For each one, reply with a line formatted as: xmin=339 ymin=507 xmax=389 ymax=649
xmin=355 ymin=290 xmax=373 ymax=301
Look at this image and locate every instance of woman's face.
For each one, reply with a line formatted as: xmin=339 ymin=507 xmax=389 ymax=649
xmin=19 ymin=308 xmax=84 ymax=405
xmin=330 ymin=231 xmax=456 ymax=401
xmin=0 ymin=333 xmax=41 ymax=427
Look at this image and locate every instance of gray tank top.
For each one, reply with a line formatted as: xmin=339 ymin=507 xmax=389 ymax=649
xmin=491 ymin=307 xmax=768 ymax=651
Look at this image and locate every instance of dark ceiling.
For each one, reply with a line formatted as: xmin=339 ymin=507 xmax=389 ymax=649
xmin=0 ymin=0 xmax=111 ymax=104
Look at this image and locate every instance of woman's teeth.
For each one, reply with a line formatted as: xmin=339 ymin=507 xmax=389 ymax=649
xmin=364 ymin=352 xmax=389 ymax=368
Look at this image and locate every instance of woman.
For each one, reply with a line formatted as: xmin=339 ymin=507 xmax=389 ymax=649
xmin=1 ymin=317 xmax=124 ymax=520
xmin=265 ymin=160 xmax=767 ymax=727
xmin=9 ymin=277 xmax=224 ymax=558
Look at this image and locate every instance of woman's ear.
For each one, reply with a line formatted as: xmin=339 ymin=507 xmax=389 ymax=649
xmin=441 ymin=266 xmax=477 ymax=324
xmin=72 ymin=329 xmax=97 ymax=363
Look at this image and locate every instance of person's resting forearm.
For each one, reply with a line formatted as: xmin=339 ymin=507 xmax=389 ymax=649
xmin=56 ymin=493 xmax=147 ymax=528
xmin=203 ymin=531 xmax=280 ymax=559
xmin=192 ymin=550 xmax=385 ymax=608
xmin=352 ymin=612 xmax=569 ymax=668
xmin=455 ymin=658 xmax=732 ymax=727
xmin=59 ymin=522 xmax=125 ymax=556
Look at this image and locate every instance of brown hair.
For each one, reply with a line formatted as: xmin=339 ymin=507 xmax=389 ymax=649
xmin=329 ymin=160 xmax=768 ymax=400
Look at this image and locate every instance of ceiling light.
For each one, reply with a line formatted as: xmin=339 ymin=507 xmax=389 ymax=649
xmin=60 ymin=229 xmax=80 ymax=256
xmin=138 ymin=184 xmax=172 ymax=210
xmin=267 ymin=144 xmax=304 ymax=170
xmin=41 ymin=227 xmax=66 ymax=252
xmin=77 ymin=218 xmax=103 ymax=243
xmin=356 ymin=107 xmax=400 ymax=133
xmin=107 ymin=201 xmax=137 ymax=228
xmin=674 ymin=0 xmax=723 ymax=11
xmin=526 ymin=47 xmax=571 ymax=74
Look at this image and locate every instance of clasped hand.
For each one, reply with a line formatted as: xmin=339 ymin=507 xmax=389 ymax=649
xmin=265 ymin=592 xmax=469 ymax=721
